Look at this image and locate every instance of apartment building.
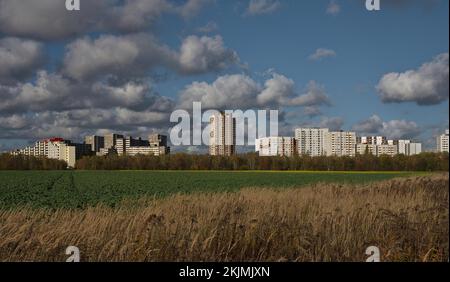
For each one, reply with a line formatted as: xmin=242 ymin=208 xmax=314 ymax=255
xmin=149 ymin=133 xmax=168 ymax=147
xmin=356 ymin=143 xmax=377 ymax=155
xmin=398 ymin=140 xmax=422 ymax=156
xmin=126 ymin=146 xmax=168 ymax=156
xmin=84 ymin=135 xmax=104 ymax=153
xmin=104 ymin=133 xmax=124 ymax=150
xmin=12 ymin=138 xmax=82 ymax=167
xmin=255 ymin=137 xmax=296 ymax=157
xmin=295 ymin=128 xmax=329 ymax=156
xmin=209 ymin=112 xmax=236 ymax=156
xmin=12 ymin=140 xmax=49 ymax=157
xmin=115 ymin=134 xmax=169 ymax=157
xmin=116 ymin=136 xmax=147 ymax=156
xmin=358 ymin=136 xmax=387 ymax=145
xmin=326 ymin=131 xmax=357 ymax=157
xmin=48 ymin=141 xmax=77 ymax=167
xmin=437 ymin=130 xmax=449 ymax=153
xmin=377 ymin=144 xmax=399 ymax=157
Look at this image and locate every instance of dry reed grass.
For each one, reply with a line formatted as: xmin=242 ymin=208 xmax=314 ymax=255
xmin=0 ymin=173 xmax=448 ymax=262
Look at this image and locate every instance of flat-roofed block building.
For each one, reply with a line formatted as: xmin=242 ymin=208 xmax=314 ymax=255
xmin=11 ymin=138 xmax=91 ymax=167
xmin=46 ymin=139 xmax=77 ymax=167
xmin=149 ymin=134 xmax=168 ymax=147
xmin=115 ymin=134 xmax=169 ymax=157
xmin=84 ymin=135 xmax=104 ymax=153
xmin=356 ymin=143 xmax=377 ymax=155
xmin=209 ymin=112 xmax=236 ymax=156
xmin=437 ymin=130 xmax=449 ymax=153
xmin=398 ymin=140 xmax=422 ymax=156
xmin=11 ymin=140 xmax=49 ymax=157
xmin=255 ymin=137 xmax=296 ymax=157
xmin=126 ymin=146 xmax=168 ymax=156
xmin=326 ymin=131 xmax=356 ymax=157
xmin=104 ymin=133 xmax=124 ymax=150
xmin=377 ymin=144 xmax=398 ymax=157
xmin=358 ymin=136 xmax=387 ymax=145
xmin=295 ymin=128 xmax=329 ymax=156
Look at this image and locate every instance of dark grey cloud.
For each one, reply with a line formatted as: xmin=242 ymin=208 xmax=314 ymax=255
xmin=376 ymin=53 xmax=449 ymax=105
xmin=352 ymin=114 xmax=421 ymax=140
xmin=62 ymin=33 xmax=177 ymax=81
xmin=0 ymin=0 xmax=213 ymax=40
xmin=302 ymin=106 xmax=323 ymax=118
xmin=0 ymin=0 xmax=111 ymax=40
xmin=290 ymin=81 xmax=332 ymax=107
xmin=0 ymin=37 xmax=45 ymax=84
xmin=352 ymin=114 xmax=383 ymax=134
xmin=0 ymin=107 xmax=172 ymax=142
xmin=0 ymin=71 xmax=175 ymax=114
xmin=62 ymin=33 xmax=239 ymax=81
xmin=319 ymin=116 xmax=344 ymax=131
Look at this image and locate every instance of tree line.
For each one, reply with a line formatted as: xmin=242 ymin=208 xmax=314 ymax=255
xmin=1 ymin=152 xmax=448 ymax=171
xmin=74 ymin=152 xmax=449 ymax=171
xmin=0 ymin=154 xmax=68 ymax=170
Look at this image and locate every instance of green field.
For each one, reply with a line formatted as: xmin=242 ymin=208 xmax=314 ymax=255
xmin=0 ymin=171 xmax=423 ymax=209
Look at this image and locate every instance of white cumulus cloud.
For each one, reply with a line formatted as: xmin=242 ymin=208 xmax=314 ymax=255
xmin=377 ymin=53 xmax=449 ymax=105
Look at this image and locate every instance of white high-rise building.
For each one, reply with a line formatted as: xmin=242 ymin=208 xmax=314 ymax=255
xmin=47 ymin=140 xmax=77 ymax=167
xmin=360 ymin=136 xmax=387 ymax=145
xmin=326 ymin=131 xmax=357 ymax=157
xmin=398 ymin=140 xmax=410 ymax=155
xmin=407 ymin=142 xmax=422 ymax=155
xmin=437 ymin=130 xmax=449 ymax=153
xmin=209 ymin=112 xmax=236 ymax=156
xmin=255 ymin=137 xmax=296 ymax=157
xmin=295 ymin=128 xmax=329 ymax=156
xmin=398 ymin=140 xmax=422 ymax=156
xmin=11 ymin=138 xmax=81 ymax=167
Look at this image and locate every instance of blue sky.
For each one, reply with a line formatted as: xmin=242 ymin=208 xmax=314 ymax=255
xmin=0 ymin=0 xmax=448 ymax=151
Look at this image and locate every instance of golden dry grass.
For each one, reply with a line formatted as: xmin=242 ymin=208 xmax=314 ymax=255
xmin=0 ymin=173 xmax=448 ymax=262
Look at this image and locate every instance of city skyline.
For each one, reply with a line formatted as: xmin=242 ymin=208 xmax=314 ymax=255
xmin=11 ymin=126 xmax=446 ymax=160
xmin=0 ymin=0 xmax=448 ymax=153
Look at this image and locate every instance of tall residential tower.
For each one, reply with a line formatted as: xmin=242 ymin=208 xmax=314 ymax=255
xmin=295 ymin=128 xmax=329 ymax=157
xmin=437 ymin=130 xmax=449 ymax=153
xmin=209 ymin=112 xmax=236 ymax=156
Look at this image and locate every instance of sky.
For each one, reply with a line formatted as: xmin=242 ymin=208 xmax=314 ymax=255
xmin=0 ymin=0 xmax=448 ymax=152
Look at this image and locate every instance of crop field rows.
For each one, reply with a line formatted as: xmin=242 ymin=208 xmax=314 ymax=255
xmin=0 ymin=171 xmax=421 ymax=209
